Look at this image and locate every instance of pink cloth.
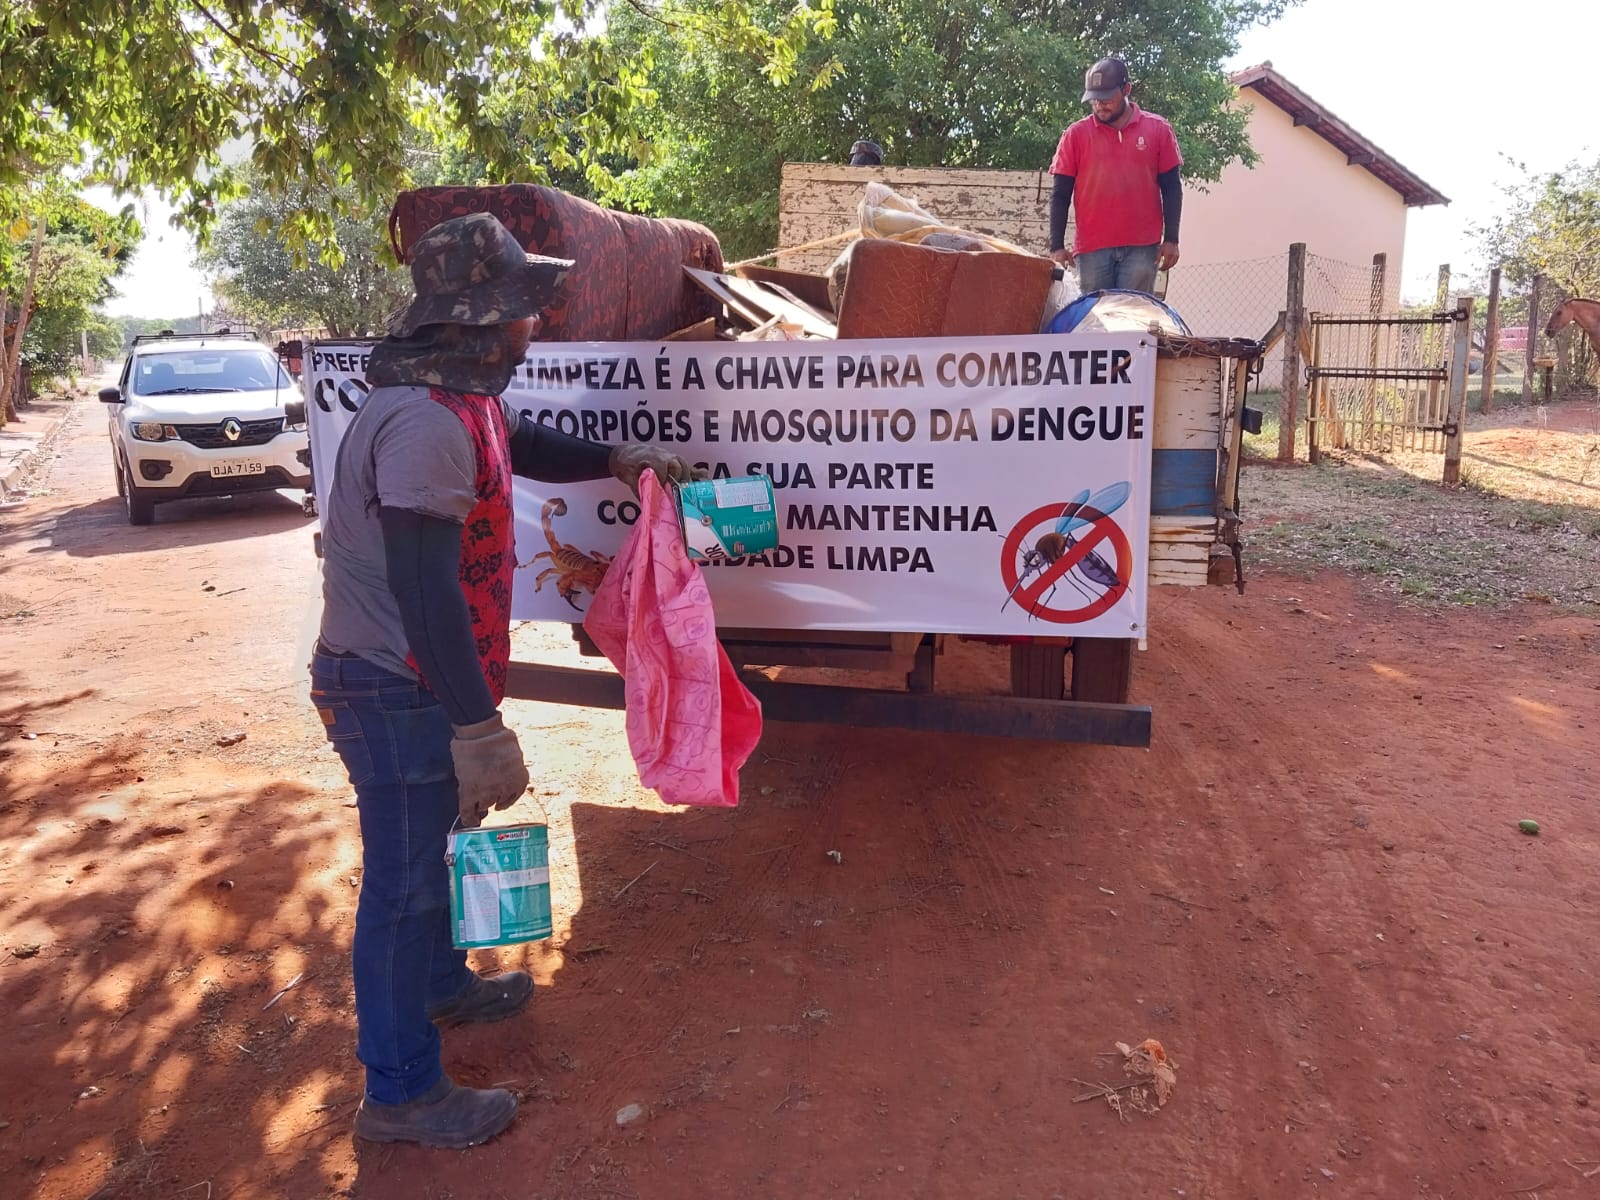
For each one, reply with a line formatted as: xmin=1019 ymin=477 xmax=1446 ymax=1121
xmin=583 ymin=473 xmax=762 ymax=806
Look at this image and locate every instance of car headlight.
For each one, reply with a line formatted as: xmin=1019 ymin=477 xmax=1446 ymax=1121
xmin=131 ymin=421 xmax=173 ymax=441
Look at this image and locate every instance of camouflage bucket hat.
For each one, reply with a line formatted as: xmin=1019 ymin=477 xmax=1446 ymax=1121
xmin=390 ymin=212 xmax=574 ymax=338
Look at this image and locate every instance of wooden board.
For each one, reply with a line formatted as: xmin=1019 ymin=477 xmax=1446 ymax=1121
xmin=776 ymin=163 xmax=1068 ymax=273
xmin=684 ymin=267 xmax=837 ymax=339
xmin=663 ymin=317 xmax=721 ymax=342
xmin=733 ymin=264 xmax=835 ymax=315
xmin=1151 ymin=353 xmax=1224 ymax=451
xmin=1149 ymin=516 xmax=1215 ymax=588
xmin=683 ymin=266 xmax=769 ymax=328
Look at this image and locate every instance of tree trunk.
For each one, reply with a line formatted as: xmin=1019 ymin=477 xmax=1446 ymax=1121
xmin=0 ymin=288 xmax=8 ymax=428
xmin=0 ymin=216 xmax=47 ymax=428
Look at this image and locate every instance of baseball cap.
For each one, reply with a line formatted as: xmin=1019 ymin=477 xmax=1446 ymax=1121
xmin=1082 ymin=57 xmax=1130 ymax=102
xmin=849 ymin=139 xmax=884 ymax=167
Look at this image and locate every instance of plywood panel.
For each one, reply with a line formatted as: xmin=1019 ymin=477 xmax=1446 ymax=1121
xmin=1152 ymin=354 xmax=1223 ymax=451
xmin=775 ymin=163 xmax=1063 ymax=273
xmin=1149 ymin=562 xmax=1209 ymax=587
xmin=1148 ymin=515 xmax=1215 ymax=588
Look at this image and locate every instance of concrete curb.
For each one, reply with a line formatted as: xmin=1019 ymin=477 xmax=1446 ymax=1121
xmin=0 ymin=408 xmax=72 ymax=502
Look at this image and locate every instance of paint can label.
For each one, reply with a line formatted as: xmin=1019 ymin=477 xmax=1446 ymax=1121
xmin=445 ymin=821 xmax=553 ymax=949
xmin=674 ymin=475 xmax=780 ymax=562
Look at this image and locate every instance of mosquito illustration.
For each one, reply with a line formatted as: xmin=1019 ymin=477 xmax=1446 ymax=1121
xmin=1002 ymin=481 xmax=1131 ymax=616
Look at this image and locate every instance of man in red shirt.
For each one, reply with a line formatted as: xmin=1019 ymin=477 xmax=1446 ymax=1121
xmin=1047 ymin=56 xmax=1183 ymax=295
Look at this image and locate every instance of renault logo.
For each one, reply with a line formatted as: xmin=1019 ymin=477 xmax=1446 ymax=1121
xmin=222 ymin=418 xmax=242 ymax=442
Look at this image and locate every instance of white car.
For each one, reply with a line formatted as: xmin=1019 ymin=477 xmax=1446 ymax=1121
xmin=100 ymin=332 xmax=311 ymax=525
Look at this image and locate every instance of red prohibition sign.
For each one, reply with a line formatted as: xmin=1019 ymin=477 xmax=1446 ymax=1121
xmin=999 ymin=502 xmax=1133 ymax=624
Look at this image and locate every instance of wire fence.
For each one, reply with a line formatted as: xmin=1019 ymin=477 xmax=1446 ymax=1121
xmin=1305 ymin=253 xmax=1379 ymax=318
xmin=1166 ymin=249 xmax=1388 ymax=385
xmin=1162 ymin=250 xmax=1595 ymax=462
xmin=1167 ymin=253 xmax=1288 ymax=342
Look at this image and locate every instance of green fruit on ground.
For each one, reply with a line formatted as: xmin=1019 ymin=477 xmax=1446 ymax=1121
xmin=1518 ymin=819 xmax=1541 ymax=835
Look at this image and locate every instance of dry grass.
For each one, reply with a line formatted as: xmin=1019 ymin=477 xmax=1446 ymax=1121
xmin=1239 ymin=400 xmax=1600 ymax=610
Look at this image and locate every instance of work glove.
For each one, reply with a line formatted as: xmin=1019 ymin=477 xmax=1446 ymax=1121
xmin=449 ymin=713 xmax=529 ymax=829
xmin=609 ymin=443 xmax=706 ymax=498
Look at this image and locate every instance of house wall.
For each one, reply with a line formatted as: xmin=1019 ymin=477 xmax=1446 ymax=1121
xmin=1167 ymin=94 xmax=1408 ymax=340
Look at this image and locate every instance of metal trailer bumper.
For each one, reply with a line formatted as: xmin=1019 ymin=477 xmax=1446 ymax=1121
xmin=503 ymin=660 xmax=1151 ymax=747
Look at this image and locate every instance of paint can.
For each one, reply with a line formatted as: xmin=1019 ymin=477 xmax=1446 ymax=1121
xmin=673 ymin=475 xmax=780 ymax=563
xmin=445 ymin=821 xmax=553 ymax=949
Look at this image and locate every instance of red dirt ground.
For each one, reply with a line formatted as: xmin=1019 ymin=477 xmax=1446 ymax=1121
xmin=2 ymin=403 xmax=1598 ymax=1199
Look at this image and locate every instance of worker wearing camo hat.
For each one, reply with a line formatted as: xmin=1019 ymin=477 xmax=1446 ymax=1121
xmin=312 ymin=212 xmax=695 ymax=1149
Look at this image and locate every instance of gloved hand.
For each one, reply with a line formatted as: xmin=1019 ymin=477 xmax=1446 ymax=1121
xmin=449 ymin=713 xmax=529 ymax=829
xmin=609 ymin=443 xmax=706 ymax=498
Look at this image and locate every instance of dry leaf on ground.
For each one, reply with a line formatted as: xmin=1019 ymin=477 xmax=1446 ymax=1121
xmin=1116 ymin=1038 xmax=1178 ymax=1112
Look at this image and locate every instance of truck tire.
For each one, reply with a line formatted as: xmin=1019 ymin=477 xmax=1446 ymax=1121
xmin=1009 ymin=642 xmax=1066 ymax=699
xmin=1070 ymin=637 xmax=1133 ymax=704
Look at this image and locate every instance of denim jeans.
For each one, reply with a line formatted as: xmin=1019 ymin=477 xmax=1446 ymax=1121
xmin=310 ymin=649 xmax=477 ymax=1104
xmin=1075 ymin=243 xmax=1160 ymax=294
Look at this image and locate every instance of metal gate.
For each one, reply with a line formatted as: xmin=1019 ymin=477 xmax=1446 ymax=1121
xmin=1306 ymin=306 xmax=1471 ymax=463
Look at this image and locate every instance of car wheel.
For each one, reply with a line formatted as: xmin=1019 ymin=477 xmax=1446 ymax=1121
xmin=122 ymin=457 xmax=155 ymax=526
xmin=113 ymin=451 xmax=126 ymax=498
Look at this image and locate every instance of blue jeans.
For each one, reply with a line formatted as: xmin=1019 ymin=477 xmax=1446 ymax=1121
xmin=1076 ymin=244 xmax=1160 ymax=294
xmin=310 ymin=649 xmax=477 ymax=1104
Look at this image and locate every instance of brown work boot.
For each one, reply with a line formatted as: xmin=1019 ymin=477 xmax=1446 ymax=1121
xmin=426 ymin=971 xmax=533 ymax=1027
xmin=353 ymin=1076 xmax=517 ymax=1148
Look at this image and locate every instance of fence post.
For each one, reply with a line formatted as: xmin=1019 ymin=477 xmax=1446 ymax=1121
xmin=1434 ymin=264 xmax=1450 ymax=310
xmin=1308 ymin=317 xmax=1326 ymax=464
xmin=1523 ymin=273 xmax=1543 ymax=406
xmin=1480 ymin=266 xmax=1501 ymax=414
xmin=1277 ymin=242 xmax=1307 ymax=462
xmin=1364 ymin=252 xmax=1386 ymax=442
xmin=1550 ymin=284 xmax=1571 ymax=393
xmin=1443 ymin=296 xmax=1474 ymax=486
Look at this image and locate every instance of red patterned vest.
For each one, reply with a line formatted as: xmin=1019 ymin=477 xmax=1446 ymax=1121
xmin=408 ymin=389 xmax=514 ymax=703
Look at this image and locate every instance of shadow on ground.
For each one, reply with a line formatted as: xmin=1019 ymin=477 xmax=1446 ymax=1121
xmin=0 ymin=684 xmax=351 ymax=1198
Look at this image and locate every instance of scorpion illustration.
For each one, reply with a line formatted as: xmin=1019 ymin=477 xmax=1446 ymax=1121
xmin=1002 ymin=481 xmax=1130 ymax=617
xmin=518 ymin=497 xmax=612 ymax=611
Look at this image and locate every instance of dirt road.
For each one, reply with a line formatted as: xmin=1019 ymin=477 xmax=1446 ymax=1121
xmin=3 ymin=399 xmax=1598 ymax=1199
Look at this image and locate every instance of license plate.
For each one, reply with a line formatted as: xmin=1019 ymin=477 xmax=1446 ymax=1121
xmin=210 ymin=461 xmax=266 ymax=478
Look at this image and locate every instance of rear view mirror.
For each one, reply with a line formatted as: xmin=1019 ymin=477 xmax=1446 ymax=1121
xmin=98 ymin=387 xmax=123 ymax=403
xmin=283 ymin=398 xmax=307 ymax=426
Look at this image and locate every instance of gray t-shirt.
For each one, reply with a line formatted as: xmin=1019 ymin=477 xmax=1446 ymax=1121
xmin=317 ymin=384 xmax=515 ymax=679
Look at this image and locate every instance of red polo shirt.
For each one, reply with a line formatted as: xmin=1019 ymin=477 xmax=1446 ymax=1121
xmin=1049 ymin=104 xmax=1182 ymax=255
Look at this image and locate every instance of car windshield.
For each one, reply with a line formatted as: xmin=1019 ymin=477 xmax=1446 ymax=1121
xmin=130 ymin=349 xmax=292 ymax=396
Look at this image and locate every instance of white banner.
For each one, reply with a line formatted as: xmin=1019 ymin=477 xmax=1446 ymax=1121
xmin=306 ymin=333 xmax=1156 ymax=637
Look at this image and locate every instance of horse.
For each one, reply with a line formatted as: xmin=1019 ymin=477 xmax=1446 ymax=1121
xmin=1545 ymin=296 xmax=1600 ymax=357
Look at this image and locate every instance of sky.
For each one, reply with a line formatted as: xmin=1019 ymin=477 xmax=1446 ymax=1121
xmin=91 ymin=0 xmax=1592 ymax=317
xmin=85 ymin=186 xmax=214 ymax=321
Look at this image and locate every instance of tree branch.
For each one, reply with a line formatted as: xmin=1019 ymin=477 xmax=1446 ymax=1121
xmin=189 ymin=0 xmax=299 ymax=77
xmin=624 ymin=0 xmax=687 ymax=33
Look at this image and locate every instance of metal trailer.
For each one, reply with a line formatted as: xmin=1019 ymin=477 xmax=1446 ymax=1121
xmin=303 ymin=332 xmax=1261 ymax=749
xmin=490 ymin=333 xmax=1262 ymax=749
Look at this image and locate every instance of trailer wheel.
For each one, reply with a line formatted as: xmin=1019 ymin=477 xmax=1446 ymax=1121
xmin=1070 ymin=637 xmax=1134 ymax=704
xmin=1009 ymin=642 xmax=1066 ymax=699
